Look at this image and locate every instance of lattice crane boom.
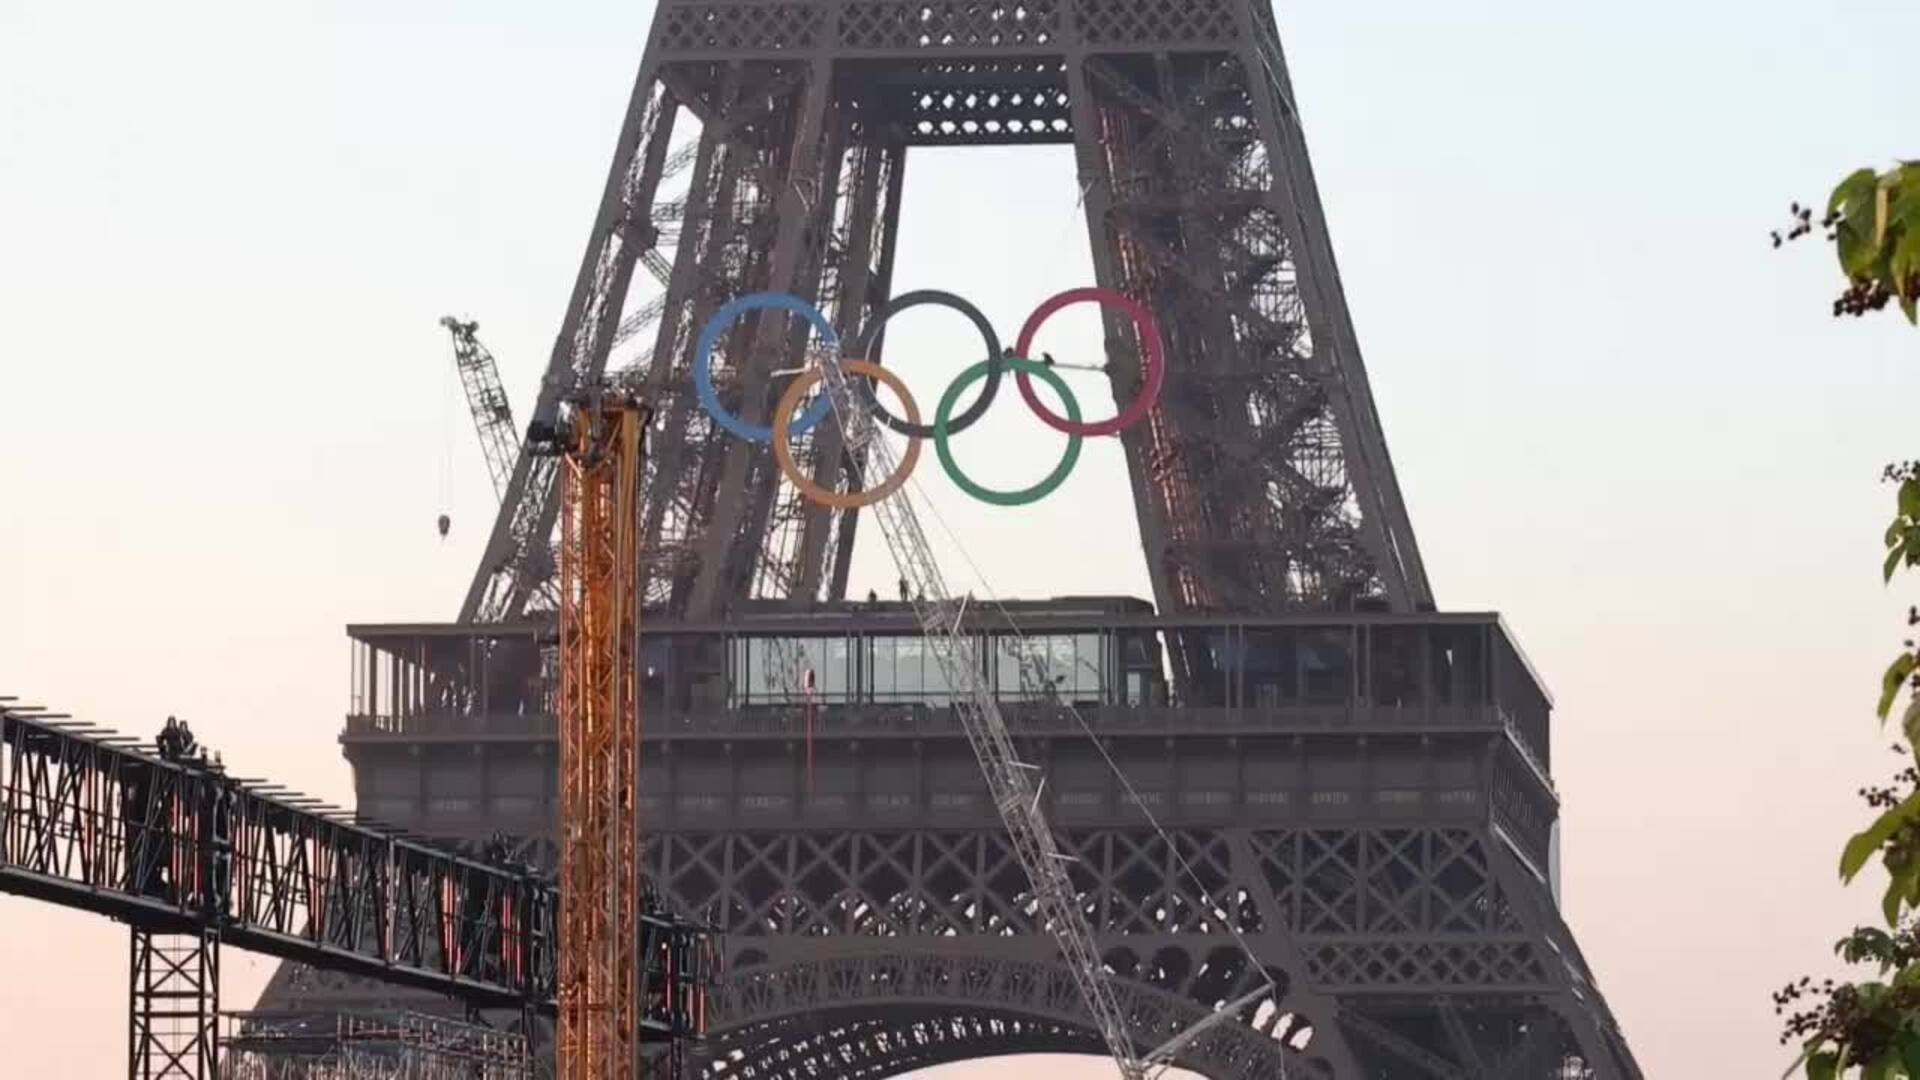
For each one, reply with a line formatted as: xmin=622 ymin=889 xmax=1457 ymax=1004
xmin=539 ymin=388 xmax=650 ymax=1080
xmin=440 ymin=317 xmax=522 ymax=501
xmin=808 ymin=354 xmax=1146 ymax=1080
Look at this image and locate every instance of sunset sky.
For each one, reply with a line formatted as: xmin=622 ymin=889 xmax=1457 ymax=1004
xmin=3 ymin=1 xmax=1918 ymax=1076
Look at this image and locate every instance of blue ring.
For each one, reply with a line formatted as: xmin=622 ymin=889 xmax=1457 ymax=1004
xmin=693 ymin=292 xmax=838 ymax=443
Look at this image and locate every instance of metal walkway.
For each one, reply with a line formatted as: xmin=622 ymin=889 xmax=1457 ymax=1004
xmin=0 ymin=696 xmax=705 ymax=1047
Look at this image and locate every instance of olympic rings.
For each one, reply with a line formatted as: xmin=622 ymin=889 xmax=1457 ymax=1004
xmin=935 ymin=356 xmax=1083 ymax=507
xmin=1013 ymin=287 xmax=1165 ymax=438
xmin=848 ymin=290 xmax=1003 ymax=439
xmin=771 ymin=360 xmax=923 ymax=510
xmin=694 ymin=292 xmax=838 ymax=443
xmin=691 ymin=286 xmax=1164 ymax=509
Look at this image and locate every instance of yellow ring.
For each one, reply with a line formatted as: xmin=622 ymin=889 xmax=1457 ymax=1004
xmin=771 ymin=359 xmax=922 ymax=509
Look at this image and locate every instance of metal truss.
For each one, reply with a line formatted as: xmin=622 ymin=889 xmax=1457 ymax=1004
xmin=442 ymin=317 xmax=522 ymax=503
xmin=462 ymin=0 xmax=1429 ymax=624
xmin=635 ymin=824 xmax=1636 ymax=1079
xmin=549 ymin=390 xmax=650 ymax=1077
xmin=1068 ymin=43 xmax=1429 ymax=615
xmin=256 ymin=816 xmax=1639 ymax=1078
xmin=0 ymin=700 xmax=555 ymax=1010
xmin=222 ymin=1010 xmax=530 ymax=1080
xmin=131 ymin=929 xmax=220 ymax=1079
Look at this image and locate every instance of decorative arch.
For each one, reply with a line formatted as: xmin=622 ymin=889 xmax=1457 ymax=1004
xmin=699 ymin=951 xmax=1333 ymax=1080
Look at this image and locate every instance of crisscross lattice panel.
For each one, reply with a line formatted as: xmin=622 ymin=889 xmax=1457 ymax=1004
xmin=873 ymin=59 xmax=1074 ymax=145
xmin=657 ymin=3 xmax=825 ymax=52
xmin=840 ymin=1 xmax=1062 ymax=51
xmin=1072 ymin=0 xmax=1240 ymax=47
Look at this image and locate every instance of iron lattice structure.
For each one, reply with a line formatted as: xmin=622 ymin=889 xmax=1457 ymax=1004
xmin=257 ymin=1 xmax=1642 ymax=1077
xmin=550 ymin=390 xmax=652 ymax=1078
xmin=461 ymin=0 xmax=1430 ymax=630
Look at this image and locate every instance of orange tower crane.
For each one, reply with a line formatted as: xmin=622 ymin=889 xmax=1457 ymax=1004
xmin=542 ymin=386 xmax=650 ymax=1080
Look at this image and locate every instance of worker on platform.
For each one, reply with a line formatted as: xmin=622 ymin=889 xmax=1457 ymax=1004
xmin=156 ymin=716 xmax=180 ymax=761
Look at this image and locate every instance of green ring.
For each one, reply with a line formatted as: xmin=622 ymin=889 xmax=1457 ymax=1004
xmin=934 ymin=356 xmax=1083 ymax=506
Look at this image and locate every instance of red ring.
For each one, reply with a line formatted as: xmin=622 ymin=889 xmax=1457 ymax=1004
xmin=1012 ymin=287 xmax=1165 ymax=437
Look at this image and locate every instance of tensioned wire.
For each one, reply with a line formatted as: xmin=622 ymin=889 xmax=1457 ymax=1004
xmin=864 ymin=399 xmax=1289 ymax=1021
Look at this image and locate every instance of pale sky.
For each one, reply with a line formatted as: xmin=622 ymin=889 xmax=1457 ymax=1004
xmin=3 ymin=1 xmax=1918 ymax=1076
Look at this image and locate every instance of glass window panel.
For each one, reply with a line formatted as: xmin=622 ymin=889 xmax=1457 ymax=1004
xmin=870 ymin=637 xmax=896 ymax=701
xmin=899 ymin=638 xmax=925 ymax=696
xmin=728 ymin=639 xmax=749 ymax=706
xmin=1245 ymin=629 xmax=1298 ymax=704
xmin=1073 ymin=633 xmax=1103 ymax=696
xmin=1369 ymin=627 xmax=1422 ymax=706
xmin=922 ymin=640 xmax=953 ymax=705
xmin=1301 ymin=628 xmax=1353 ymax=704
xmin=822 ymin=637 xmax=850 ymax=699
xmin=996 ymin=636 xmax=1022 ymax=697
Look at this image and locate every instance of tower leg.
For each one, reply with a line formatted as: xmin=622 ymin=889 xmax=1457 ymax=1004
xmin=129 ymin=928 xmax=219 ymax=1080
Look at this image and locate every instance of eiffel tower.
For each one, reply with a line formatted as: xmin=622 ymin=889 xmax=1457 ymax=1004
xmin=257 ymin=1 xmax=1643 ymax=1076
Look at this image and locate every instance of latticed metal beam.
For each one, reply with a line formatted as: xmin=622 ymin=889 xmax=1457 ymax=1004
xmin=543 ymin=388 xmax=652 ymax=1077
xmin=0 ymin=701 xmax=709 ymax=1040
xmin=0 ymin=702 xmax=552 ymax=1010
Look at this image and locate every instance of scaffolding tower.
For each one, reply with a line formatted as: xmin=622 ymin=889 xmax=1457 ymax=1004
xmin=221 ymin=1011 xmax=531 ymax=1080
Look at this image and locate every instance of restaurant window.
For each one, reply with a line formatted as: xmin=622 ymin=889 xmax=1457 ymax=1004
xmin=869 ymin=636 xmax=955 ymax=705
xmin=994 ymin=633 xmax=1105 ymax=702
xmin=1300 ymin=628 xmax=1354 ymax=704
xmin=731 ymin=636 xmax=853 ymax=705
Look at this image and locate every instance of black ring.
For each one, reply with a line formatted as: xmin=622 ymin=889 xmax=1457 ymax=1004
xmin=849 ymin=289 xmax=1003 ymax=438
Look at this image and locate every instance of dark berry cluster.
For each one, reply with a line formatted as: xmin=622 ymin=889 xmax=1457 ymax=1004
xmin=1772 ymin=202 xmax=1819 ymax=248
xmin=1833 ymin=273 xmax=1920 ymax=318
xmin=1776 ymin=973 xmax=1920 ymax=1064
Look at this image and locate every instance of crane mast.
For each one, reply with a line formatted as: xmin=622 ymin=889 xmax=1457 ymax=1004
xmin=538 ymin=387 xmax=649 ymax=1080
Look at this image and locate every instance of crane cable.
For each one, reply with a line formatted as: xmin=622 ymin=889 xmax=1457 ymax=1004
xmin=439 ymin=357 xmax=457 ymax=541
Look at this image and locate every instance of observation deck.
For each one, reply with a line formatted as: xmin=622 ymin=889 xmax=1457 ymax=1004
xmin=336 ymin=597 xmax=1561 ymax=890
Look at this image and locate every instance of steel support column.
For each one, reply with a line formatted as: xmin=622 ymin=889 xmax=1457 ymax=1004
xmin=130 ymin=928 xmax=219 ymax=1080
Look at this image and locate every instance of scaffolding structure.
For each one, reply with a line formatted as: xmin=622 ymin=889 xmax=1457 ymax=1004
xmin=221 ymin=1011 xmax=530 ymax=1080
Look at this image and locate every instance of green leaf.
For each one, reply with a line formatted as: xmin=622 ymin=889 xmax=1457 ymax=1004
xmin=1806 ymin=1048 xmax=1838 ymax=1080
xmin=1901 ymin=1030 xmax=1920 ymax=1077
xmin=1885 ymin=875 xmax=1905 ymax=925
xmin=1840 ymin=226 xmax=1879 ymax=278
xmin=1894 ymin=220 xmax=1920 ymax=268
xmin=1901 ymin=293 xmax=1917 ymax=325
xmin=1844 ymin=790 xmax=1920 ymax=881
xmin=1904 ymin=697 xmax=1920 ymax=752
xmin=1832 ymin=169 xmax=1879 ymax=216
xmin=1905 ymin=478 xmax=1920 ymax=523
xmin=1895 ymin=182 xmax=1920 ymax=230
xmin=1889 ymin=542 xmax=1909 ymax=583
xmin=1881 ymin=653 xmax=1917 ymax=721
